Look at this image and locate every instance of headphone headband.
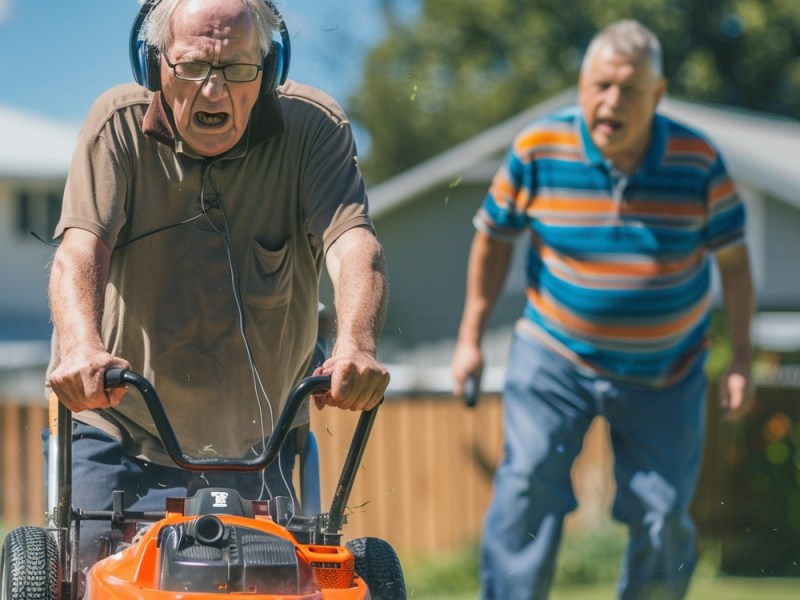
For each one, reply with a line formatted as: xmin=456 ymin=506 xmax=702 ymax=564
xmin=129 ymin=0 xmax=291 ymax=93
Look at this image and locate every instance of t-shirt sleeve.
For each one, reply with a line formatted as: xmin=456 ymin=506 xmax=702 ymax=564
xmin=474 ymin=140 xmax=530 ymax=241
xmin=54 ymin=97 xmax=130 ymax=250
xmin=704 ymin=153 xmax=746 ymax=252
xmin=301 ymin=110 xmax=373 ymax=254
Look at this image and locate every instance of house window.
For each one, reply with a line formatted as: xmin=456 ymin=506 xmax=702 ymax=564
xmin=15 ymin=189 xmax=62 ymax=241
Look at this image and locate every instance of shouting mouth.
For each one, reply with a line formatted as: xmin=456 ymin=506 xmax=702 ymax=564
xmin=195 ymin=112 xmax=228 ymax=127
xmin=596 ymin=118 xmax=623 ymax=135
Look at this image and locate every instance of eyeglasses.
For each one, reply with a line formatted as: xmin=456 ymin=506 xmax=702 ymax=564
xmin=163 ymin=57 xmax=263 ymax=83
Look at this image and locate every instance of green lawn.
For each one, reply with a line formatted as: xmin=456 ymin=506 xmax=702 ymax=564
xmin=403 ymin=522 xmax=800 ymax=599
xmin=406 ymin=577 xmax=800 ymax=600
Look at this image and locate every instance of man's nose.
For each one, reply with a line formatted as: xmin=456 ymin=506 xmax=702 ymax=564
xmin=603 ymin=85 xmax=622 ymax=107
xmin=200 ymin=69 xmax=227 ymax=97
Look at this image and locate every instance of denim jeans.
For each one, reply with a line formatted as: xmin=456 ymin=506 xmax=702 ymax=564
xmin=480 ymin=333 xmax=706 ymax=600
xmin=44 ymin=422 xmax=298 ymax=578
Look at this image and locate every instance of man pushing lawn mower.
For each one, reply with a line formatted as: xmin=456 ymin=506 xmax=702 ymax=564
xmin=10 ymin=0 xmax=394 ymax=596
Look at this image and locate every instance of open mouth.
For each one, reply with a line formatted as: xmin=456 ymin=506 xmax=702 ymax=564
xmin=597 ymin=118 xmax=623 ymax=133
xmin=195 ymin=112 xmax=228 ymax=127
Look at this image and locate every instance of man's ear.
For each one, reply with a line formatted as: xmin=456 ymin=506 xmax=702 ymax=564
xmin=654 ymin=77 xmax=668 ymax=105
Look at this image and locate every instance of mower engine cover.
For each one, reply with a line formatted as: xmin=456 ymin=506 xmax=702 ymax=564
xmin=158 ymin=515 xmax=306 ymax=594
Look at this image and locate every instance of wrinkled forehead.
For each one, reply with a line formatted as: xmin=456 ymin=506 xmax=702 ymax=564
xmin=583 ymin=46 xmax=660 ymax=84
xmin=169 ymin=0 xmax=261 ymax=58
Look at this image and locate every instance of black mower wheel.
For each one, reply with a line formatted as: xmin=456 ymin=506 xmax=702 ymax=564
xmin=0 ymin=527 xmax=59 ymax=600
xmin=346 ymin=537 xmax=406 ymax=600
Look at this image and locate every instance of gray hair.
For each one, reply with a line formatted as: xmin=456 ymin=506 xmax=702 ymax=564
xmin=138 ymin=0 xmax=280 ymax=58
xmin=581 ymin=20 xmax=663 ymax=79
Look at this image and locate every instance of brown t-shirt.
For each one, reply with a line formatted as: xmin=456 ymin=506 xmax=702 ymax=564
xmin=48 ymin=81 xmax=373 ymax=465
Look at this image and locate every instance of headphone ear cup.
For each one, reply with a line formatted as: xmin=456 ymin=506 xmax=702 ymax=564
xmin=142 ymin=44 xmax=162 ymax=92
xmin=131 ymin=38 xmax=161 ymax=92
xmin=260 ymin=40 xmax=283 ymax=94
xmin=130 ymin=0 xmax=161 ymax=92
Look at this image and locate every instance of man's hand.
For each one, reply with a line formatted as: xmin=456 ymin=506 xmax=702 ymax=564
xmin=49 ymin=343 xmax=130 ymax=412
xmin=719 ymin=366 xmax=754 ymax=421
xmin=312 ymin=348 xmax=389 ymax=412
xmin=451 ymin=339 xmax=483 ymax=400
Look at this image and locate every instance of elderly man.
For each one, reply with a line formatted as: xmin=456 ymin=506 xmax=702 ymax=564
xmin=47 ymin=0 xmax=389 ymax=575
xmin=452 ymin=19 xmax=754 ymax=600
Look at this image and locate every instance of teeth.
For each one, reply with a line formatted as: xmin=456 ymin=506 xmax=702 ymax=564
xmin=196 ymin=112 xmax=225 ymax=125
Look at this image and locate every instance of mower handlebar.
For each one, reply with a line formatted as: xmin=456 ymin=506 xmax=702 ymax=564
xmin=103 ymin=368 xmax=331 ymax=472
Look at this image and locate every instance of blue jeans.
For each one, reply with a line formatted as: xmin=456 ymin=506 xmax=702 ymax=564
xmin=44 ymin=422 xmax=298 ymax=575
xmin=481 ymin=333 xmax=706 ymax=600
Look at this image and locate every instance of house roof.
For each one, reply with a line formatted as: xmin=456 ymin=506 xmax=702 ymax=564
xmin=0 ymin=104 xmax=79 ymax=179
xmin=369 ymin=89 xmax=800 ymax=216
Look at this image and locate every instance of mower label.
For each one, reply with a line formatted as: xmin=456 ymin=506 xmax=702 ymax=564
xmin=210 ymin=491 xmax=229 ymax=508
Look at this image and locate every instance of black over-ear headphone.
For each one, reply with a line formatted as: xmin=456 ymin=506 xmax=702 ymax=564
xmin=129 ymin=0 xmax=291 ymax=94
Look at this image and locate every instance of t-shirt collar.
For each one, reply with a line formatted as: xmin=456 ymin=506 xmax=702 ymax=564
xmin=576 ymin=111 xmax=668 ymax=173
xmin=142 ymin=90 xmax=286 ymax=158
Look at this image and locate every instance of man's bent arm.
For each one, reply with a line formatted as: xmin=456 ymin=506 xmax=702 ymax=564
xmin=451 ymin=230 xmax=514 ymax=396
xmin=716 ymin=243 xmax=755 ymax=420
xmin=48 ymin=228 xmax=129 ymax=411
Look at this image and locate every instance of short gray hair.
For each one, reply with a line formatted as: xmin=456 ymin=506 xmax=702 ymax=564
xmin=581 ymin=20 xmax=663 ymax=79
xmin=138 ymin=0 xmax=280 ymax=58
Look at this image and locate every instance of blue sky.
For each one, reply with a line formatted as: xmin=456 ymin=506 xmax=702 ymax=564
xmin=0 ymin=0 xmax=382 ymax=131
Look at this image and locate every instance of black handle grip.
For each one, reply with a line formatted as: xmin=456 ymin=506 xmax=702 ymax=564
xmin=463 ymin=374 xmax=480 ymax=409
xmin=104 ymin=367 xmax=127 ymax=388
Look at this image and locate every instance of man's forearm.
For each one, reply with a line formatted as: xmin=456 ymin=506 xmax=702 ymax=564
xmin=456 ymin=231 xmax=514 ymax=347
xmin=49 ymin=230 xmax=110 ymax=353
xmin=718 ymin=244 xmax=754 ymax=366
xmin=327 ymin=228 xmax=388 ymax=355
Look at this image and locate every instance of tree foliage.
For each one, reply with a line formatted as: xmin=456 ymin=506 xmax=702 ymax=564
xmin=349 ymin=0 xmax=800 ymax=183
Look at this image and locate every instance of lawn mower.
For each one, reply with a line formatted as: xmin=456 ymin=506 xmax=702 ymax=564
xmin=1 ymin=368 xmax=406 ymax=599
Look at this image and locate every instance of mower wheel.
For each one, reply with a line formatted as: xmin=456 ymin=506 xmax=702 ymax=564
xmin=346 ymin=537 xmax=406 ymax=600
xmin=1 ymin=526 xmax=59 ymax=600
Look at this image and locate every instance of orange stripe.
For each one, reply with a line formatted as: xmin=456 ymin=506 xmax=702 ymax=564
xmin=489 ymin=174 xmax=516 ymax=202
xmin=622 ymin=200 xmax=706 ymax=217
xmin=529 ymin=196 xmax=617 ymax=213
xmin=540 ymin=246 xmax=705 ymax=279
xmin=667 ymin=138 xmax=717 ymax=161
xmin=709 ymin=179 xmax=736 ymax=208
xmin=515 ymin=130 xmax=579 ymax=154
xmin=526 ymin=287 xmax=710 ymax=340
xmin=528 ymin=196 xmax=706 ymax=218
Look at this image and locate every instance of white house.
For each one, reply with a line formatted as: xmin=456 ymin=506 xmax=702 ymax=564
xmin=0 ymin=105 xmax=79 ymax=400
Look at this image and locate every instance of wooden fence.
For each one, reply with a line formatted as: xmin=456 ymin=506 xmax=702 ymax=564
xmin=5 ymin=385 xmax=799 ymax=573
xmin=0 ymin=394 xmax=614 ymax=558
xmin=0 ymin=403 xmax=47 ymax=528
xmin=311 ymin=394 xmax=614 ymax=556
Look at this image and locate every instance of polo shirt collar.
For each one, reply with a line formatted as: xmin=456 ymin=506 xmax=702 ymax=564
xmin=576 ymin=111 xmax=668 ymax=173
xmin=142 ymin=90 xmax=285 ymax=158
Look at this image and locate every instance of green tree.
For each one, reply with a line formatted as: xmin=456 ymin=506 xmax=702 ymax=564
xmin=350 ymin=0 xmax=800 ymax=183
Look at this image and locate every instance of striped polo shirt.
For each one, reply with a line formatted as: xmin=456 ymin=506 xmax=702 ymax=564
xmin=475 ymin=107 xmax=746 ymax=386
